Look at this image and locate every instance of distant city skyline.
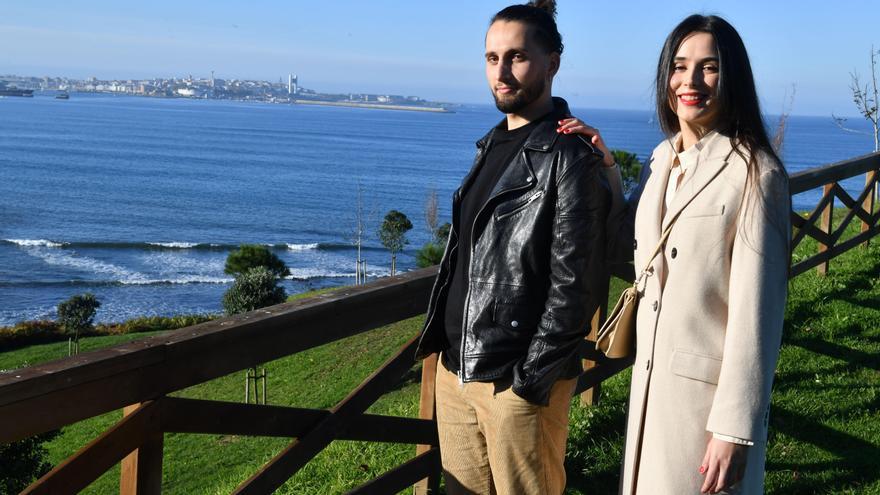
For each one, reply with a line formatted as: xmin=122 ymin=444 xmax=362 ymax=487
xmin=2 ymin=0 xmax=879 ymax=116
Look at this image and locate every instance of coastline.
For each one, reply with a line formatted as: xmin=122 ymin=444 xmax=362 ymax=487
xmin=291 ymin=99 xmax=452 ymax=113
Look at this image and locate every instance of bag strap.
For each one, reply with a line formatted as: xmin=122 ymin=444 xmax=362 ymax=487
xmin=634 ymin=208 xmax=685 ymax=288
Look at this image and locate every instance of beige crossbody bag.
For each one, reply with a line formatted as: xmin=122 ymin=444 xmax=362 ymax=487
xmin=595 ymin=219 xmax=677 ymax=359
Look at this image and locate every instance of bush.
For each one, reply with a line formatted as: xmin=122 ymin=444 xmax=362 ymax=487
xmin=610 ymin=149 xmax=643 ymax=194
xmin=95 ymin=314 xmax=215 ymax=335
xmin=415 ymin=242 xmax=445 ymax=268
xmin=436 ymin=222 xmax=451 ymax=246
xmin=0 ymin=321 xmax=64 ymax=352
xmin=224 ymin=244 xmax=290 ymax=279
xmin=57 ymin=293 xmax=100 ymax=343
xmin=222 ymin=266 xmax=287 ymax=315
xmin=0 ymin=315 xmax=217 ymax=352
xmin=0 ymin=430 xmax=61 ymax=493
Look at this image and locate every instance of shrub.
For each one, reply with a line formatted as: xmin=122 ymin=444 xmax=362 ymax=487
xmin=0 ymin=430 xmax=61 ymax=493
xmin=436 ymin=222 xmax=451 ymax=246
xmin=415 ymin=242 xmax=445 ymax=268
xmin=95 ymin=314 xmax=215 ymax=335
xmin=610 ymin=149 xmax=643 ymax=194
xmin=222 ymin=266 xmax=287 ymax=315
xmin=224 ymin=244 xmax=290 ymax=279
xmin=0 ymin=321 xmax=64 ymax=352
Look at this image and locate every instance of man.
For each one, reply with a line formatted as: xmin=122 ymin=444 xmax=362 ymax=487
xmin=414 ymin=2 xmax=611 ymax=493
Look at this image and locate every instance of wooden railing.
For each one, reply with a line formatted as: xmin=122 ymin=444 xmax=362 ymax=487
xmin=0 ymin=271 xmax=442 ymax=494
xmin=789 ymin=151 xmax=880 ymax=276
xmin=1 ymin=151 xmax=878 ymax=494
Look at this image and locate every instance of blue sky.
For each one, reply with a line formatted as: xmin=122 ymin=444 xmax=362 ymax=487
xmin=2 ymin=0 xmax=878 ymax=116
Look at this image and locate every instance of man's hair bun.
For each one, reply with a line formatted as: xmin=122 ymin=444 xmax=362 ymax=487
xmin=492 ymin=1 xmax=563 ymax=55
xmin=529 ymin=0 xmax=557 ymax=19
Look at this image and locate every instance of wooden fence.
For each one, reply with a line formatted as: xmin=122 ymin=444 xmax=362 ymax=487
xmin=1 ymin=151 xmax=878 ymax=494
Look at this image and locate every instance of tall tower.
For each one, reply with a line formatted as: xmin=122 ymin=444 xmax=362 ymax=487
xmin=292 ymin=75 xmax=298 ymax=95
xmin=288 ymin=74 xmax=292 ymax=95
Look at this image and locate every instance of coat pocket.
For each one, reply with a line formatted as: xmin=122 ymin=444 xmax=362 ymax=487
xmin=493 ymin=301 xmax=540 ymax=332
xmin=494 ymin=189 xmax=545 ymax=221
xmin=681 ymin=204 xmax=725 ymax=219
xmin=670 ymin=349 xmax=723 ymax=384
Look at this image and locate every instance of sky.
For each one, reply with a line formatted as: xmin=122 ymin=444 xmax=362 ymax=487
xmin=2 ymin=0 xmax=878 ymax=116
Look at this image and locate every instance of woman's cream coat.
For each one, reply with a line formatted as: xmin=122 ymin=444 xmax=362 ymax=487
xmin=610 ymin=132 xmax=790 ymax=494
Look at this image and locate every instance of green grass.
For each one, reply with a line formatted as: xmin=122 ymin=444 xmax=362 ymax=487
xmin=6 ymin=214 xmax=880 ymax=494
xmin=563 ymin=213 xmax=880 ymax=494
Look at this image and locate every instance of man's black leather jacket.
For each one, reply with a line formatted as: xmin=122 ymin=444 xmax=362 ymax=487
xmin=415 ymin=98 xmax=610 ymax=406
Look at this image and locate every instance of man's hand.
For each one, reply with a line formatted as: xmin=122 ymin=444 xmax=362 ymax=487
xmin=699 ymin=437 xmax=749 ymax=494
xmin=557 ymin=117 xmax=614 ymax=167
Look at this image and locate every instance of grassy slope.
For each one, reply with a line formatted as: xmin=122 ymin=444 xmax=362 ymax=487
xmin=564 ymin=216 xmax=880 ymax=494
xmin=7 ymin=221 xmax=880 ymax=494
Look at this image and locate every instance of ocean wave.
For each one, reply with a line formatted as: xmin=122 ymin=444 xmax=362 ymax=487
xmin=4 ymin=238 xmax=66 ymax=248
xmin=286 ymin=267 xmax=391 ymax=280
xmin=0 ymin=277 xmax=234 ymax=288
xmin=148 ymin=241 xmax=201 ymax=249
xmin=286 ymin=243 xmax=320 ymax=251
xmin=119 ymin=276 xmax=234 ymax=286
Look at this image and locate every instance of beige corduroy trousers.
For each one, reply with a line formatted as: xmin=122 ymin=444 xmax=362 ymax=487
xmin=435 ymin=359 xmax=576 ymax=495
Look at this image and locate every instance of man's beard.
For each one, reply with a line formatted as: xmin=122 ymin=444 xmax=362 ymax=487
xmin=493 ymin=78 xmax=545 ymax=114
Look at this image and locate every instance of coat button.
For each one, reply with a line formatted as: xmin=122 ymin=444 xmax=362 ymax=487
xmin=652 ymin=301 xmax=658 ymax=311
xmin=526 ymin=176 xmax=533 ymax=183
xmin=633 ymin=239 xmax=638 ymax=250
xmin=511 ymin=320 xmax=519 ymax=328
xmin=671 ymin=247 xmax=677 ymax=259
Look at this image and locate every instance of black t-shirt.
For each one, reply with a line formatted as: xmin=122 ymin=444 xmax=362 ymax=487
xmin=443 ymin=117 xmax=543 ymax=374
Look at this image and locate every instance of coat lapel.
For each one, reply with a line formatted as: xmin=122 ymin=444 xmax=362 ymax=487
xmin=637 ymin=140 xmax=675 ymax=275
xmin=661 ymin=132 xmax=733 ymax=232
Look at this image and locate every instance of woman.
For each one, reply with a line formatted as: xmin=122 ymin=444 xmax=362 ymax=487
xmin=558 ymin=15 xmax=790 ymax=494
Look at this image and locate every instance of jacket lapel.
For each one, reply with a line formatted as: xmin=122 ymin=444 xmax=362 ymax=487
xmin=637 ymin=140 xmax=674 ymax=275
xmin=661 ymin=132 xmax=732 ymax=232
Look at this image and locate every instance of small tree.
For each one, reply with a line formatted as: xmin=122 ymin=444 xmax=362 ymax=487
xmin=222 ymin=266 xmax=287 ymax=315
xmin=378 ymin=210 xmax=413 ymax=276
xmin=773 ymin=84 xmax=797 ymax=156
xmin=833 ymin=45 xmax=880 ymax=152
xmin=0 ymin=430 xmax=61 ymax=493
xmin=610 ymin=150 xmax=643 ymax=194
xmin=224 ymin=244 xmax=290 ymax=279
xmin=57 ymin=293 xmax=100 ymax=355
xmin=425 ymin=188 xmax=440 ymax=243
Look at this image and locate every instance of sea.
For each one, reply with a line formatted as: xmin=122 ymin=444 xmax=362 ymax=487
xmin=0 ymin=94 xmax=875 ymax=325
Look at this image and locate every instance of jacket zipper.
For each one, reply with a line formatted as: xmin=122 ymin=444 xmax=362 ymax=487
xmin=458 ymin=148 xmax=535 ymax=384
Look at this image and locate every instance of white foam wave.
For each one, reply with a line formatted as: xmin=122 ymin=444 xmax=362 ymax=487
xmin=286 ymin=243 xmax=320 ymax=251
xmin=148 ymin=242 xmax=200 ymax=249
xmin=5 ymin=238 xmax=65 ymax=248
xmin=286 ymin=267 xmax=391 ymax=280
xmin=29 ymin=249 xmax=150 ymax=283
xmin=120 ymin=276 xmax=234 ymax=285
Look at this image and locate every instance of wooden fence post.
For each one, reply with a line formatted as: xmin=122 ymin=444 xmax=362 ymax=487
xmin=863 ymin=170 xmax=877 ymax=247
xmin=818 ymin=183 xmax=835 ymax=275
xmin=581 ymin=305 xmax=605 ymax=406
xmin=120 ymin=403 xmax=164 ymax=495
xmin=413 ymin=353 xmax=440 ymax=495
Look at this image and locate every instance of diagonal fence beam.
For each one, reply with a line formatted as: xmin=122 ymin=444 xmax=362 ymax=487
xmin=791 ymin=189 xmax=834 ymax=249
xmin=23 ymin=401 xmax=161 ymax=494
xmin=232 ymin=335 xmax=421 ymax=494
xmin=345 ymin=448 xmax=441 ymax=495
